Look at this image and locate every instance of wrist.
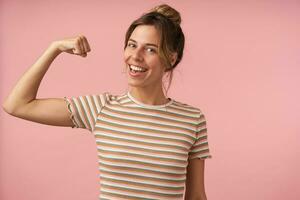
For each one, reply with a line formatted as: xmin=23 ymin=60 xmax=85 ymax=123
xmin=49 ymin=41 xmax=63 ymax=56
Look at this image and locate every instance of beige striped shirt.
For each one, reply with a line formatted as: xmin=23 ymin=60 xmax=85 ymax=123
xmin=64 ymin=91 xmax=212 ymax=200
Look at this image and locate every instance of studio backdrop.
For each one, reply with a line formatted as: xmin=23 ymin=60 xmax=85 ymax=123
xmin=1 ymin=1 xmax=299 ymax=200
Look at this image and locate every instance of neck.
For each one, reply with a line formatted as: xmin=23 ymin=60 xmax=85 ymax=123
xmin=128 ymin=86 xmax=169 ymax=106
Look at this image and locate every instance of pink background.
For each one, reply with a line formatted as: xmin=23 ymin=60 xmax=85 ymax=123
xmin=1 ymin=0 xmax=299 ymax=200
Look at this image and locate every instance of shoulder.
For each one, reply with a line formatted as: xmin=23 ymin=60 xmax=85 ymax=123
xmin=171 ymin=98 xmax=204 ymax=117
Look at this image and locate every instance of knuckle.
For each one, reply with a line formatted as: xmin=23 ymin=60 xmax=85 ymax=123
xmin=79 ymin=35 xmax=85 ymax=40
xmin=75 ymin=39 xmax=80 ymax=45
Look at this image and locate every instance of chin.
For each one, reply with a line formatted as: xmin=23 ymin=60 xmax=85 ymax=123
xmin=127 ymin=80 xmax=145 ymax=87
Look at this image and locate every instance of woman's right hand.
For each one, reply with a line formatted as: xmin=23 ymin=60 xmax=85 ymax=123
xmin=52 ymin=35 xmax=91 ymax=57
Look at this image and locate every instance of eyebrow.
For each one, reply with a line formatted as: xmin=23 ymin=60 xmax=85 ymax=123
xmin=128 ymin=39 xmax=158 ymax=48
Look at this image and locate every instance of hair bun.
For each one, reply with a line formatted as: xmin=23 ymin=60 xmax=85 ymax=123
xmin=150 ymin=4 xmax=181 ymax=25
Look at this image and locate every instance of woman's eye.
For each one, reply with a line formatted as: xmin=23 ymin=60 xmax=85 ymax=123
xmin=146 ymin=48 xmax=156 ymax=53
xmin=127 ymin=43 xmax=135 ymax=48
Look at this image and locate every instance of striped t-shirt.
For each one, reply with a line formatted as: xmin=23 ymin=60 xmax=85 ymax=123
xmin=64 ymin=91 xmax=212 ymax=200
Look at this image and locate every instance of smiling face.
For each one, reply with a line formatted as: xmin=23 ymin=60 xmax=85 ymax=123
xmin=124 ymin=25 xmax=167 ymax=89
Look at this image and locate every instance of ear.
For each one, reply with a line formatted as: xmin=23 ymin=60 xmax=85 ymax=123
xmin=170 ymin=52 xmax=178 ymax=66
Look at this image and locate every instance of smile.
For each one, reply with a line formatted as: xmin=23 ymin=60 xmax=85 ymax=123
xmin=128 ymin=65 xmax=148 ymax=77
xmin=129 ymin=65 xmax=148 ymax=72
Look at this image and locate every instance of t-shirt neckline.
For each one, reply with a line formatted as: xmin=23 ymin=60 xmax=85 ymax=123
xmin=127 ymin=91 xmax=173 ymax=109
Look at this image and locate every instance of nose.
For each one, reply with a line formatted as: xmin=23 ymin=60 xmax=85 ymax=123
xmin=132 ymin=47 xmax=143 ymax=62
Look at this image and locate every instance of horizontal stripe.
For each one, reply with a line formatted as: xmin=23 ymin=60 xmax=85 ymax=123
xmin=100 ymin=185 xmax=183 ymax=200
xmin=95 ymin=113 xmax=195 ymax=140
xmin=98 ymin=159 xmax=185 ymax=174
xmin=103 ymin=103 xmax=200 ymax=124
xmin=98 ymin=154 xmax=185 ymax=171
xmin=98 ymin=107 xmax=195 ymax=132
xmin=96 ymin=139 xmax=186 ymax=160
xmin=98 ymin=165 xmax=186 ymax=182
xmin=97 ymin=146 xmax=186 ymax=163
xmin=100 ymin=181 xmax=183 ymax=195
xmin=94 ymin=130 xmax=189 ymax=152
xmin=100 ymin=174 xmax=185 ymax=189
xmin=98 ymin=162 xmax=186 ymax=178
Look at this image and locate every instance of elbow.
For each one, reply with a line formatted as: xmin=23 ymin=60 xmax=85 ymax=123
xmin=2 ymin=104 xmax=13 ymax=115
xmin=2 ymin=101 xmax=18 ymax=116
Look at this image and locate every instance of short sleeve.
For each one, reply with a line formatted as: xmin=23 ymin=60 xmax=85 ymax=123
xmin=188 ymin=112 xmax=212 ymax=160
xmin=63 ymin=94 xmax=106 ymax=132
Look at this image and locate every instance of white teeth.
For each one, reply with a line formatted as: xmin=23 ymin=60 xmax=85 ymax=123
xmin=129 ymin=65 xmax=147 ymax=72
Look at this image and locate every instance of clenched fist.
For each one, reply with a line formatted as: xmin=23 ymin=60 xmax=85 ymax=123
xmin=52 ymin=35 xmax=91 ymax=57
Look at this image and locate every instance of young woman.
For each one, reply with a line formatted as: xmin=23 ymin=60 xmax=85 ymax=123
xmin=3 ymin=4 xmax=212 ymax=200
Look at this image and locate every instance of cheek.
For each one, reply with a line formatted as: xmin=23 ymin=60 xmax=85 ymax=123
xmin=151 ymin=58 xmax=165 ymax=70
xmin=123 ymin=51 xmax=129 ymax=62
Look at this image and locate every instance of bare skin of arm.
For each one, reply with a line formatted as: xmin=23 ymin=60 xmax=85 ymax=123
xmin=2 ymin=35 xmax=91 ymax=127
xmin=185 ymin=159 xmax=207 ymax=200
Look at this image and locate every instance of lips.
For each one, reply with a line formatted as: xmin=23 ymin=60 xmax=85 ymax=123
xmin=127 ymin=64 xmax=148 ymax=78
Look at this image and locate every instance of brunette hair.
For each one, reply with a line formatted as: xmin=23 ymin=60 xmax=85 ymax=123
xmin=124 ymin=4 xmax=185 ymax=95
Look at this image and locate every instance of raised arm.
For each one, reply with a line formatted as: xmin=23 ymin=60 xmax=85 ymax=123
xmin=2 ymin=35 xmax=91 ymax=127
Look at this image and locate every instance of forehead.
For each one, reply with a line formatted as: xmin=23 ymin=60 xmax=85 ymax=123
xmin=129 ymin=25 xmax=160 ymax=45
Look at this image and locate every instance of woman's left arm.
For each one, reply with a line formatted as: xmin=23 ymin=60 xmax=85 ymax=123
xmin=184 ymin=159 xmax=207 ymax=200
